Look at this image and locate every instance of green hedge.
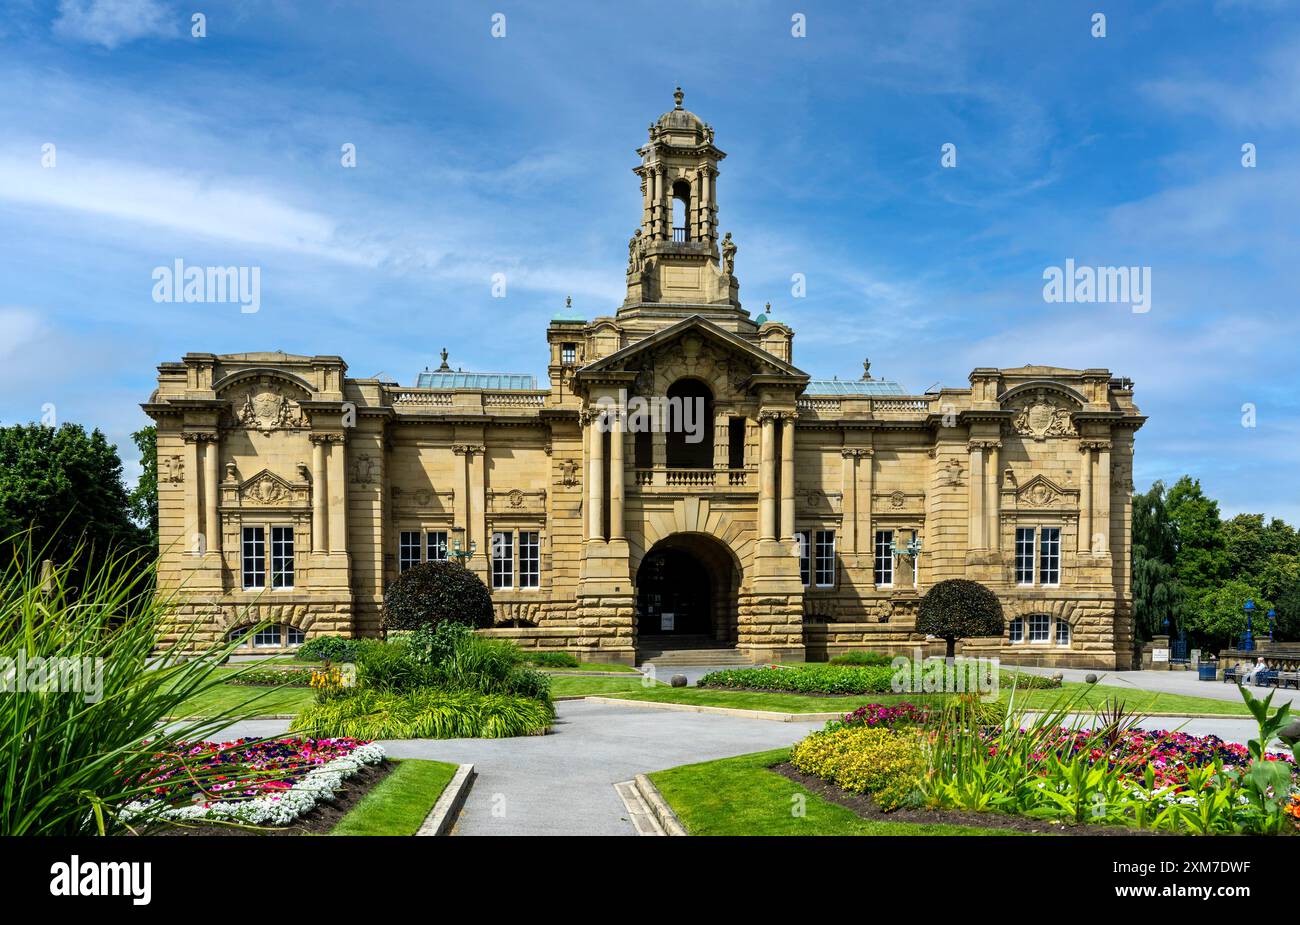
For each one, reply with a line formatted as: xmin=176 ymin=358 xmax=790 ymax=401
xmin=698 ymin=663 xmax=1061 ymax=695
xmin=297 ymin=636 xmax=360 ymax=663
xmin=827 ymin=650 xmax=894 ymax=667
xmin=290 ymin=688 xmax=554 ymax=739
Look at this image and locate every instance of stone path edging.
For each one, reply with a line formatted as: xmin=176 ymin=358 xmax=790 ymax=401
xmin=415 ymin=762 xmax=475 ymax=836
xmin=632 ymin=774 xmax=687 ymax=836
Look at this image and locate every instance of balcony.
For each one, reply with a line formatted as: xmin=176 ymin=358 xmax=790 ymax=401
xmin=632 ymin=467 xmax=754 ymax=491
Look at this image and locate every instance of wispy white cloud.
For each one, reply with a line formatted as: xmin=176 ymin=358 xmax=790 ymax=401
xmin=52 ymin=0 xmax=175 ymax=49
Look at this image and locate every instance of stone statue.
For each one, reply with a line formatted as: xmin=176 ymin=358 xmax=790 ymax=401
xmin=628 ymin=229 xmax=643 ymax=272
xmin=862 ymin=358 xmax=872 ymax=380
xmin=721 ymin=232 xmax=736 ymax=275
xmin=438 ymin=347 xmax=450 ymax=371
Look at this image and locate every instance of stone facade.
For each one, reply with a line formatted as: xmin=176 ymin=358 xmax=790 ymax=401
xmin=144 ymin=92 xmax=1145 ymax=669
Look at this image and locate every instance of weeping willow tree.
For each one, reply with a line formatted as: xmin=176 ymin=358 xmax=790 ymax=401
xmin=1131 ymin=481 xmax=1184 ymax=641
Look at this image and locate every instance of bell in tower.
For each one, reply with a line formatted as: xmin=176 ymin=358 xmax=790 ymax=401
xmin=624 ymin=88 xmax=741 ymax=312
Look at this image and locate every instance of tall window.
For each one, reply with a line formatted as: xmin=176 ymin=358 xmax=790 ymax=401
xmin=399 ymin=530 xmax=421 ymax=573
xmin=491 ymin=531 xmax=514 ymax=589
xmin=1008 ymin=617 xmax=1024 ymax=644
xmin=728 ymin=417 xmax=746 ymax=470
xmin=1029 ymin=613 xmax=1052 ymax=643
xmin=874 ymin=530 xmax=894 ymax=587
xmin=795 ymin=531 xmax=810 ymax=587
xmin=561 ymin=342 xmax=577 ymax=365
xmin=519 ymin=531 xmax=540 ymax=589
xmin=1039 ymin=528 xmax=1061 ymax=586
xmin=814 ymin=530 xmax=836 ymax=587
xmin=271 ymin=526 xmax=295 ymax=589
xmin=1015 ymin=527 xmax=1035 ymax=585
xmin=1056 ymin=619 xmax=1071 ymax=645
xmin=427 ymin=530 xmax=448 ymax=562
xmin=241 ymin=526 xmax=266 ymax=590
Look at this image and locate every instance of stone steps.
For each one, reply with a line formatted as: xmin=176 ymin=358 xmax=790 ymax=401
xmin=637 ymin=648 xmax=754 ymax=668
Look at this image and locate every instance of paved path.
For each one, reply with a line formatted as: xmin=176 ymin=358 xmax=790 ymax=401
xmin=212 ymin=697 xmax=1287 ymax=837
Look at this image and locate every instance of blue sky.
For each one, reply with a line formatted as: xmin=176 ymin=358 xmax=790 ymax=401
xmin=1 ymin=0 xmax=1297 ymax=520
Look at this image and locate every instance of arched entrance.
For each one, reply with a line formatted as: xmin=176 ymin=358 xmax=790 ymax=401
xmin=635 ymin=533 xmax=738 ymax=646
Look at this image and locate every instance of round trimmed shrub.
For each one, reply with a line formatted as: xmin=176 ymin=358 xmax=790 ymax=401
xmin=917 ymin=579 xmax=1005 ymax=659
xmin=297 ymin=635 xmax=360 ymax=663
xmin=382 ymin=560 xmax=494 ymax=631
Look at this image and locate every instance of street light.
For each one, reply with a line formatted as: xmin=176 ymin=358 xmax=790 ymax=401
xmin=1242 ymin=599 xmax=1256 ymax=652
xmin=450 ymin=536 xmax=477 ymax=565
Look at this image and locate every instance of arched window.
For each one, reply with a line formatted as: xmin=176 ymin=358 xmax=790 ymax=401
xmin=665 ymin=378 xmax=713 ymax=468
xmin=671 ymin=180 xmax=691 ymax=241
xmin=227 ymin=623 xmax=305 ymax=650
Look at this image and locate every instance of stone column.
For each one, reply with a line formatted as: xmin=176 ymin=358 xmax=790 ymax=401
xmin=182 ymin=432 xmax=202 ymax=556
xmin=759 ymin=413 xmax=777 ymax=541
xmin=841 ymin=448 xmax=858 ymax=554
xmin=327 ymin=435 xmax=348 ymax=555
xmin=780 ymin=414 xmax=796 ymax=541
xmin=588 ymin=411 xmax=606 ymax=541
xmin=609 ymin=411 xmax=624 ymax=541
xmin=311 ymin=437 xmax=328 ymax=553
xmin=860 ymin=448 xmax=875 ymax=555
xmin=1078 ymin=443 xmax=1093 ymax=554
xmin=985 ymin=441 xmax=1000 ymax=553
xmin=203 ymin=437 xmax=221 ymax=555
xmin=967 ymin=441 xmax=985 ymax=550
xmin=700 ymin=169 xmax=711 ymax=242
xmin=453 ymin=443 xmax=470 ymax=543
xmin=470 ymin=445 xmax=487 ymax=560
xmin=1095 ymin=441 xmax=1112 ymax=555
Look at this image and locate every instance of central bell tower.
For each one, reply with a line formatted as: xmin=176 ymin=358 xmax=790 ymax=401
xmin=623 ymin=88 xmax=743 ymax=315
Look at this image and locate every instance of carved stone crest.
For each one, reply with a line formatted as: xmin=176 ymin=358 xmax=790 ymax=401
xmin=351 ymin=453 xmax=377 ymax=484
xmin=1011 ymin=390 xmax=1077 ymax=441
xmin=160 ymin=455 xmax=184 ymax=483
xmin=245 ymin=473 xmax=290 ymax=505
xmin=231 ymin=385 xmax=307 ymax=435
xmin=559 ymin=459 xmax=580 ymax=486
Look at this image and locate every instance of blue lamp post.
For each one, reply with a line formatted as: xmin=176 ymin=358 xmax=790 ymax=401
xmin=1268 ymin=608 xmax=1277 ymax=643
xmin=1242 ymin=599 xmax=1255 ymax=652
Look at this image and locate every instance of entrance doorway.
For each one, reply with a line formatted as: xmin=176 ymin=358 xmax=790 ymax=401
xmin=634 ymin=533 xmax=738 ymax=645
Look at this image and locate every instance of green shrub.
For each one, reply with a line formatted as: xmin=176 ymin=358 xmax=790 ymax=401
xmin=382 ymin=560 xmax=494 ymax=631
xmin=296 ymin=635 xmax=359 ymax=663
xmin=527 ymin=651 xmax=581 ymax=669
xmin=828 ymin=650 xmax=894 ymax=667
xmin=699 ymin=665 xmax=896 ymax=694
xmin=790 ymin=726 xmax=923 ymax=810
xmin=353 ymin=638 xmax=435 ymax=692
xmin=916 ymin=579 xmax=1005 ymax=659
xmin=289 ymin=687 xmax=554 ymax=739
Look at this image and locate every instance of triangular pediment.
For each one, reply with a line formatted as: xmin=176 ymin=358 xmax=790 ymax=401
xmin=237 ymin=468 xmax=300 ymax=506
xmin=1013 ymin=474 xmax=1077 ymax=508
xmin=577 ymin=315 xmax=807 ymax=383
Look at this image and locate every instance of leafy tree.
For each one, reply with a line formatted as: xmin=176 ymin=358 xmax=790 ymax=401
xmin=1275 ymin=584 xmax=1300 ymax=642
xmin=1131 ymin=481 xmax=1183 ymax=640
xmin=0 ymin=423 xmax=143 ymax=568
xmin=382 ymin=560 xmax=494 ymax=631
xmin=917 ymin=579 xmax=1005 ymax=659
xmin=1183 ymin=578 xmax=1272 ymax=649
xmin=1166 ymin=476 xmax=1227 ymax=592
xmin=129 ymin=425 xmax=158 ymax=547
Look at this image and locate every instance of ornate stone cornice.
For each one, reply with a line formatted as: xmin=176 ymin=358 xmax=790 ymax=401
xmin=452 ymin=443 xmax=486 ymax=456
xmin=841 ymin=447 xmax=874 ymax=458
xmin=309 ymin=432 xmax=347 ymax=445
xmin=966 ymin=439 xmax=1002 ymax=452
xmin=1079 ymin=439 xmax=1112 ymax=452
xmin=182 ymin=430 xmax=219 ymax=443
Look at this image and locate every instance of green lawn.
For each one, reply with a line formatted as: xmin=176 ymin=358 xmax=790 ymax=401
xmin=599 ymin=681 xmax=1251 ymax=717
xmin=549 ymin=674 xmax=663 ymax=697
xmin=331 ymin=759 xmax=459 ymax=836
xmin=173 ymin=666 xmax=316 ymax=717
xmin=545 ymin=661 xmax=639 ymax=674
xmin=649 ymin=748 xmax=1006 ymax=836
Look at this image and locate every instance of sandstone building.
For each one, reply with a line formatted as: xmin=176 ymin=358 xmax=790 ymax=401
xmin=144 ymin=91 xmax=1145 ymax=668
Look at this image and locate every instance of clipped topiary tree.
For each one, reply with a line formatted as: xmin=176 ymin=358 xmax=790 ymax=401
xmin=917 ymin=579 xmax=1005 ymax=660
xmin=382 ymin=560 xmax=494 ymax=631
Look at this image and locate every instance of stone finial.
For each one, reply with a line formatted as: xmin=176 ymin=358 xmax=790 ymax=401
xmin=438 ymin=348 xmax=450 ymax=371
xmin=862 ymin=358 xmax=872 ymax=380
xmin=566 ymin=295 xmax=572 ymax=308
xmin=673 ymin=86 xmax=684 ymax=110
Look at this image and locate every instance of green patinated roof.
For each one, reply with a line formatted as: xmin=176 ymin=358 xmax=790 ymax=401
xmin=414 ymin=370 xmax=538 ymax=390
xmin=804 ymin=378 xmax=907 ymax=396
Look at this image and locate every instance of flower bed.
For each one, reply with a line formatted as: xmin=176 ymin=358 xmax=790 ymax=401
xmin=120 ymin=737 xmax=385 ymax=827
xmin=836 ymin=702 xmax=930 ymax=729
xmin=227 ymin=666 xmax=317 ymax=687
xmin=697 ymin=663 xmax=1059 ymax=695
